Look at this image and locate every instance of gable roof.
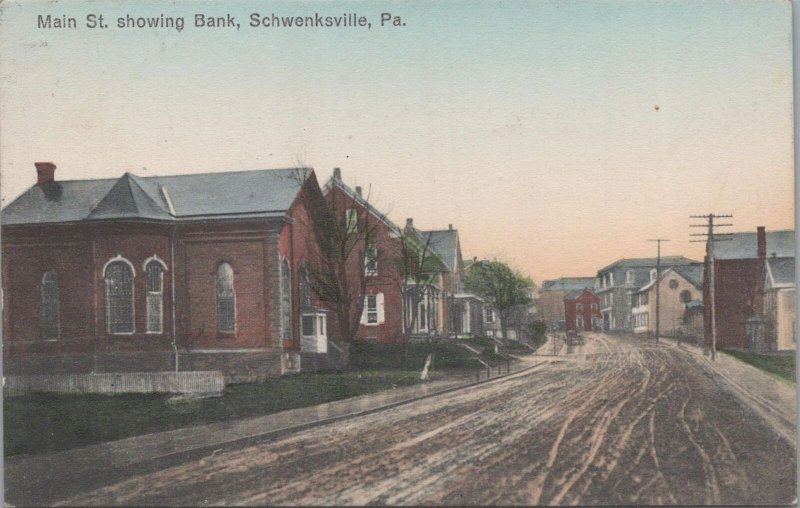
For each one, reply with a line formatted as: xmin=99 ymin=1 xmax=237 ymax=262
xmin=673 ymin=263 xmax=704 ymax=288
xmin=714 ymin=230 xmax=795 ymax=260
xmin=321 ymin=175 xmax=402 ymax=236
xmin=2 ymin=168 xmax=313 ymax=225
xmin=418 ymin=229 xmax=459 ymax=271
xmin=638 ymin=264 xmax=704 ymax=293
xmin=766 ymin=257 xmax=795 ymax=287
xmin=541 ymin=277 xmax=595 ymax=292
xmin=564 ymin=288 xmax=597 ymax=301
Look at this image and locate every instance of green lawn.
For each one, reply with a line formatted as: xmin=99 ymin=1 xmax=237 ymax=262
xmin=721 ymin=349 xmax=796 ymax=383
xmin=348 ymin=340 xmax=486 ymax=370
xmin=4 ymin=370 xmax=421 ymax=457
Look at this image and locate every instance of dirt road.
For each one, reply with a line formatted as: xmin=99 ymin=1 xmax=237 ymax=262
xmin=61 ymin=333 xmax=796 ymax=506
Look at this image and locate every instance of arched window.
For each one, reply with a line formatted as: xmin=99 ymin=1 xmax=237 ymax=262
xmin=216 ymin=262 xmax=236 ymax=333
xmin=40 ymin=270 xmax=59 ymax=339
xmin=145 ymin=260 xmax=165 ymax=333
xmin=281 ymin=258 xmax=293 ymax=339
xmin=299 ymin=262 xmax=311 ymax=309
xmin=105 ymin=259 xmax=134 ymax=334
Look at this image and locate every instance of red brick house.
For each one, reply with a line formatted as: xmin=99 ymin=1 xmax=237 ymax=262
xmin=704 ymin=227 xmax=794 ymax=350
xmin=2 ymin=163 xmax=336 ymax=382
xmin=564 ymin=288 xmax=601 ymax=332
xmin=320 ymin=168 xmax=451 ymax=343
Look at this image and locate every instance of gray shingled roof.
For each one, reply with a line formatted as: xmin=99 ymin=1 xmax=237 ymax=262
xmin=714 ymin=230 xmax=795 ymax=260
xmin=597 ymin=256 xmax=697 ymax=274
xmin=767 ymin=257 xmax=795 ymax=286
xmin=419 ymin=229 xmax=459 ymax=271
xmin=541 ymin=277 xmax=595 ymax=292
xmin=2 ymin=168 xmax=311 ymax=225
xmin=321 ymin=176 xmax=403 ymax=236
xmin=673 ymin=263 xmax=704 ymax=288
xmin=564 ymin=289 xmax=589 ymax=300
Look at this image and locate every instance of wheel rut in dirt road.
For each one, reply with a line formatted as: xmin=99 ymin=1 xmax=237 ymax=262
xmin=59 ymin=333 xmax=796 ymax=506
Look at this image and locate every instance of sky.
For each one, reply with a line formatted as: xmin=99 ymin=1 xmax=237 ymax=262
xmin=0 ymin=0 xmax=794 ymax=283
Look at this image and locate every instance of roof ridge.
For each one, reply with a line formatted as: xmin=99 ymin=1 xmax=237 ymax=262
xmin=126 ymin=173 xmax=171 ymax=217
xmin=142 ymin=166 xmax=312 ymax=181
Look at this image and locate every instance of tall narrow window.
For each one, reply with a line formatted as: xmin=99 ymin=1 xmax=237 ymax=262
xmin=216 ymin=263 xmax=236 ymax=333
xmin=145 ymin=260 xmax=165 ymax=333
xmin=366 ymin=295 xmax=378 ymax=324
xmin=40 ymin=270 xmax=59 ymax=339
xmin=365 ymin=245 xmax=378 ymax=275
xmin=299 ymin=262 xmax=311 ymax=308
xmin=345 ymin=208 xmax=358 ymax=234
xmin=105 ymin=259 xmax=134 ymax=334
xmin=281 ymin=259 xmax=293 ymax=339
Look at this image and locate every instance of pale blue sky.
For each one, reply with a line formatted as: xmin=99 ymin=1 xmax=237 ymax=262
xmin=0 ymin=0 xmax=793 ymax=281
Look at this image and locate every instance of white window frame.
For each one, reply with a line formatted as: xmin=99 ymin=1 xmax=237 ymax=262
xmin=216 ymin=262 xmax=236 ymax=334
xmin=144 ymin=257 xmax=167 ymax=334
xmin=280 ymin=258 xmax=293 ymax=340
xmin=362 ymin=293 xmax=385 ymax=326
xmin=103 ymin=255 xmax=136 ymax=335
xmin=626 ymin=270 xmax=634 ymax=284
xmin=40 ymin=270 xmax=60 ymax=340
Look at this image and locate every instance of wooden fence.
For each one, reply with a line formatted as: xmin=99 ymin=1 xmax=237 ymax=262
xmin=4 ymin=371 xmax=225 ymax=396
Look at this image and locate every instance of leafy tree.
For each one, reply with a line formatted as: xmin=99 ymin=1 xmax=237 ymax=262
xmin=464 ymin=259 xmax=533 ymax=339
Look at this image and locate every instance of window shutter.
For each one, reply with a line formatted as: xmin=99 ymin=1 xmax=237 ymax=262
xmin=377 ymin=292 xmax=385 ymax=324
xmin=361 ymin=296 xmax=368 ymax=324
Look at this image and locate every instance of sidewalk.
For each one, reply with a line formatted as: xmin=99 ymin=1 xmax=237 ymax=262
xmin=658 ymin=336 xmax=796 ymax=445
xmin=5 ymin=357 xmax=544 ymax=506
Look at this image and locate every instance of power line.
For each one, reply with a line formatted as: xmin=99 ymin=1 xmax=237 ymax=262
xmin=647 ymin=239 xmax=670 ymax=343
xmin=689 ymin=213 xmax=733 ymax=361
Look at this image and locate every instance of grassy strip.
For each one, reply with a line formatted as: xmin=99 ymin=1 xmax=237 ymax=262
xmin=721 ymin=349 xmax=796 ymax=383
xmin=349 ymin=341 xmax=486 ymax=370
xmin=4 ymin=370 xmax=420 ymax=457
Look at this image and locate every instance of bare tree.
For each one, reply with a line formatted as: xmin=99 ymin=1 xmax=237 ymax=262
xmin=293 ymin=169 xmax=380 ymax=343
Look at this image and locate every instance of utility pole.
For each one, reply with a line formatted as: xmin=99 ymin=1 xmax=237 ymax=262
xmin=647 ymin=239 xmax=670 ymax=343
xmin=690 ymin=213 xmax=733 ymax=361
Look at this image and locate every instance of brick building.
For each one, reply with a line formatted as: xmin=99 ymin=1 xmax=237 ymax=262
xmin=321 ymin=169 xmax=449 ymax=343
xmin=564 ymin=289 xmax=601 ymax=332
xmin=2 ymin=163 xmax=337 ymax=382
xmin=704 ymin=227 xmax=794 ymax=350
xmin=538 ymin=277 xmax=595 ymax=330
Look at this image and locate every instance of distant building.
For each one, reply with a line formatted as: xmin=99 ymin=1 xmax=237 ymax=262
xmin=704 ymin=227 xmax=794 ymax=350
xmin=631 ymin=264 xmax=703 ymax=338
xmin=763 ymin=256 xmax=796 ymax=351
xmin=538 ymin=277 xmax=595 ymax=329
xmin=596 ymin=256 xmax=698 ymax=332
xmin=564 ymin=289 xmax=601 ymax=332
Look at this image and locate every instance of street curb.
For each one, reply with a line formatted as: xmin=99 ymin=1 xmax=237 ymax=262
xmin=6 ymin=360 xmax=549 ymax=506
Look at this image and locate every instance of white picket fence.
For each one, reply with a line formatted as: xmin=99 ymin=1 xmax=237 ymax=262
xmin=4 ymin=371 xmax=225 ymax=396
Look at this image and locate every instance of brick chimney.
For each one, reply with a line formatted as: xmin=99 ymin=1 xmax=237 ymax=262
xmin=757 ymin=226 xmax=766 ymax=259
xmin=449 ymin=224 xmax=453 ymax=230
xmin=333 ymin=167 xmax=341 ymax=180
xmin=35 ymin=162 xmax=56 ymax=185
xmin=406 ymin=218 xmax=413 ymax=229
xmin=355 ymin=186 xmax=362 ymax=196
